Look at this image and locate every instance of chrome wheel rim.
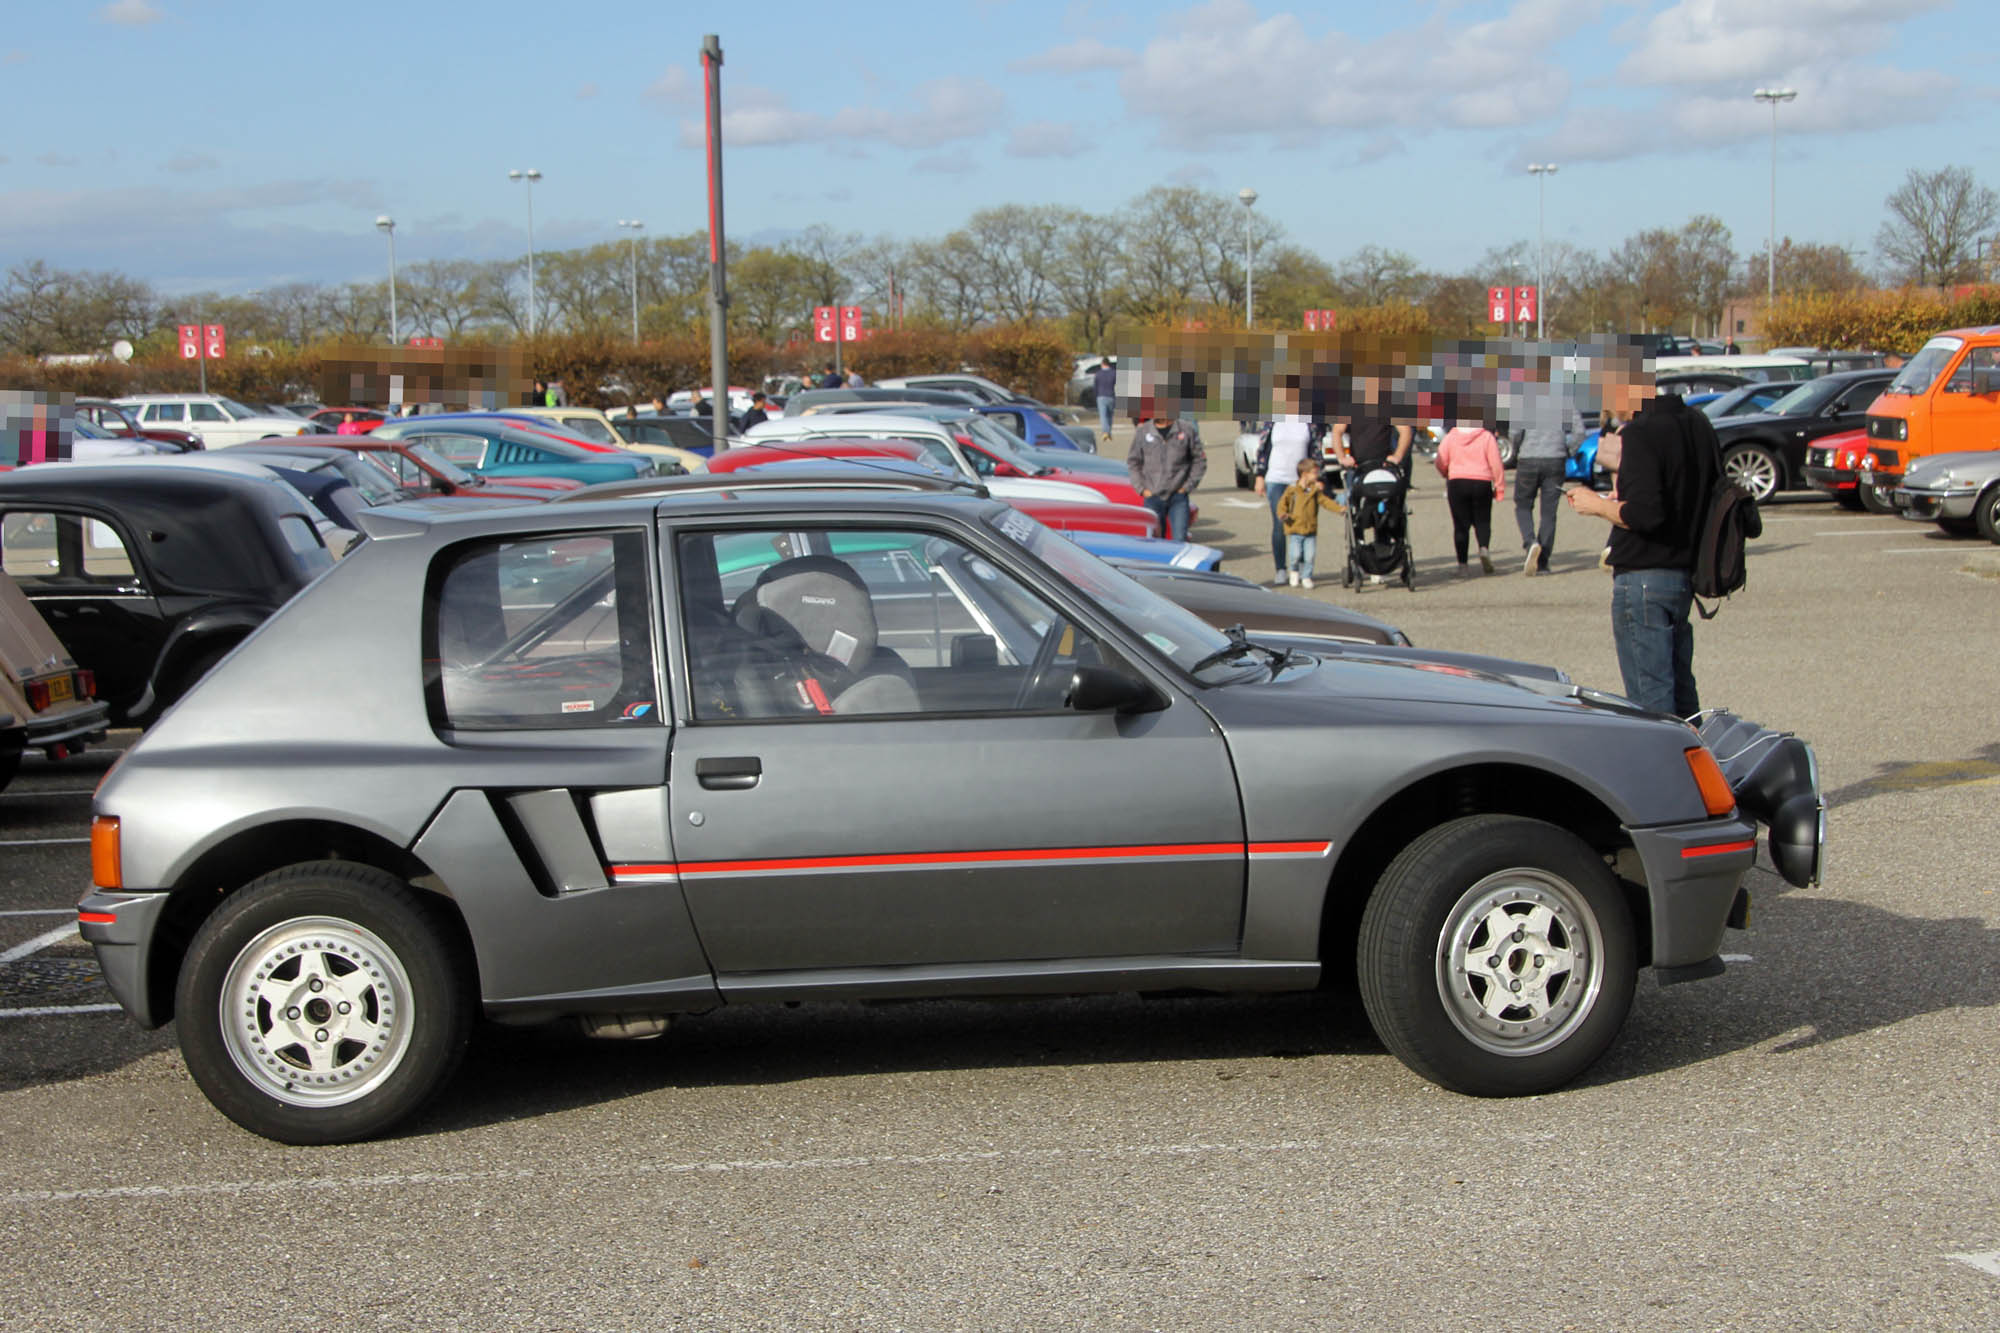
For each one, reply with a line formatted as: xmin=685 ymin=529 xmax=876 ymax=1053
xmin=1435 ymin=869 xmax=1605 ymax=1057
xmin=1726 ymin=449 xmax=1777 ymax=501
xmin=219 ymin=916 xmax=414 ymax=1108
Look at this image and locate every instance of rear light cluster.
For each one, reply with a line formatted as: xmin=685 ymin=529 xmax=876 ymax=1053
xmin=23 ymin=668 xmax=91 ymax=711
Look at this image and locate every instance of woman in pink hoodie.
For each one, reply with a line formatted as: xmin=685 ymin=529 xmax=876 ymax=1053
xmin=1434 ymin=420 xmax=1506 ymax=574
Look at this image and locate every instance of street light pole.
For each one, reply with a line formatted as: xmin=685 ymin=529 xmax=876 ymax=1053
xmin=617 ymin=219 xmax=644 ymax=341
xmin=1753 ymin=88 xmax=1796 ymax=307
xmin=1238 ymin=187 xmax=1258 ymax=327
xmin=375 ymin=215 xmax=398 ymax=343
xmin=1527 ymin=164 xmax=1557 ymax=339
xmin=508 ymin=168 xmax=542 ymax=335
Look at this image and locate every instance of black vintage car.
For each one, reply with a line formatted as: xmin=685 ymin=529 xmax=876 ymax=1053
xmin=0 ymin=464 xmax=334 ymax=725
xmin=1711 ymin=368 xmax=1898 ymax=502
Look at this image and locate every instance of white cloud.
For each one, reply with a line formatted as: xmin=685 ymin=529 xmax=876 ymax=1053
xmin=1005 ymin=120 xmax=1084 ymax=158
xmin=675 ymin=77 xmax=1007 ymax=152
xmin=3 ymin=50 xmax=26 ymax=65
xmin=646 ymin=66 xmax=695 ymax=105
xmin=1010 ymin=37 xmax=1136 ymax=73
xmin=97 ymin=0 xmax=163 ymax=25
xmin=1616 ymin=0 xmax=1951 ymax=87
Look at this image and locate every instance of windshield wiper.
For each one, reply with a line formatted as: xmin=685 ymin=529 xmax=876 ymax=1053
xmin=1188 ymin=623 xmax=1293 ymax=677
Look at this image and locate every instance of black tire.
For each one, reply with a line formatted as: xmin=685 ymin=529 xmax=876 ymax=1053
xmin=1722 ymin=442 xmax=1781 ymax=502
xmin=1356 ymin=814 xmax=1636 ymax=1097
xmin=1938 ymin=517 xmax=1978 ymax=538
xmin=1833 ymin=492 xmax=1866 ymax=512
xmin=175 ymin=862 xmax=473 ymax=1144
xmin=1977 ymin=486 xmax=2000 ymax=545
xmin=0 ymin=746 xmax=20 ymax=794
xmin=1856 ymin=480 xmax=1897 ymax=515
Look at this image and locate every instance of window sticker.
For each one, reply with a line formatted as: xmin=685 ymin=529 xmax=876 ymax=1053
xmin=561 ymin=699 xmax=595 ymax=714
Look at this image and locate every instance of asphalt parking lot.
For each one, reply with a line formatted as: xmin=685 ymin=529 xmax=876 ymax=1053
xmin=4 ymin=430 xmax=1999 ymax=1331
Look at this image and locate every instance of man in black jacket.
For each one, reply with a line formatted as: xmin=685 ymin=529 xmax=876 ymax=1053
xmin=1566 ymin=386 xmax=1720 ymax=716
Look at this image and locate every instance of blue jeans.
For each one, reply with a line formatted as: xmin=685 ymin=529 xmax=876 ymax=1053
xmin=1611 ymin=568 xmax=1698 ymax=716
xmin=1267 ymin=485 xmax=1288 ymax=572
xmin=1514 ymin=457 xmax=1565 ymax=564
xmin=1097 ymin=398 xmax=1114 ymax=437
xmin=1144 ymin=491 xmax=1191 ymax=542
xmin=1285 ymin=533 xmax=1316 ymax=575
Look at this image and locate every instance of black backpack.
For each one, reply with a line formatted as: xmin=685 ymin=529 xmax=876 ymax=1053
xmin=1691 ymin=459 xmax=1762 ymax=618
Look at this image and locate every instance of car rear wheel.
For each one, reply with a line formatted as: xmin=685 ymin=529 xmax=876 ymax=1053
xmin=1723 ymin=443 xmax=1781 ymax=502
xmin=1978 ymin=486 xmax=2000 ymax=545
xmin=1357 ymin=814 xmax=1635 ymax=1096
xmin=1856 ymin=480 xmax=1897 ymax=515
xmin=175 ymin=862 xmax=472 ymax=1144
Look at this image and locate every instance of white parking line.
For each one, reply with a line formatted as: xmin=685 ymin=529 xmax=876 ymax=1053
xmin=1720 ymin=954 xmax=1754 ymax=963
xmin=1811 ymin=530 xmax=1906 ymax=538
xmin=0 ymin=838 xmax=88 ymax=847
xmin=0 ymin=909 xmax=73 ymax=918
xmin=0 ymin=789 xmax=98 ymax=798
xmin=1884 ymin=547 xmax=1976 ymax=554
xmin=0 ymin=923 xmax=77 ymax=963
xmin=1948 ymin=1251 xmax=2000 ymax=1279
xmin=0 ymin=1003 xmax=120 ymax=1020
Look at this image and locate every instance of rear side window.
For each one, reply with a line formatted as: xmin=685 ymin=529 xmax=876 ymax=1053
xmin=190 ymin=403 xmax=227 ymax=422
xmin=146 ymin=403 xmax=186 ymax=422
xmin=424 ymin=530 xmax=658 ymax=731
xmin=561 ymin=416 xmax=617 ymax=444
xmin=0 ymin=511 xmax=144 ymax=588
xmin=276 ymin=516 xmax=334 ymax=573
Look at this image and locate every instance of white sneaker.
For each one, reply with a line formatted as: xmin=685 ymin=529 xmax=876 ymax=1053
xmin=1300 ymin=575 xmax=1314 ymax=589
xmin=1524 ymin=542 xmax=1542 ymax=576
xmin=1288 ymin=570 xmax=1300 ymax=586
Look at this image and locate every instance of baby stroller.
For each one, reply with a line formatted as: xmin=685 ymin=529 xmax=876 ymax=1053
xmin=1340 ymin=463 xmax=1416 ymax=590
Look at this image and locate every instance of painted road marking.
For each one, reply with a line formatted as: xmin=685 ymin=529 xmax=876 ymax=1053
xmin=0 ymin=838 xmax=88 ymax=847
xmin=0 ymin=924 xmax=77 ymax=964
xmin=1883 ymin=547 xmax=1974 ymax=554
xmin=0 ymin=909 xmax=73 ymax=918
xmin=0 ymin=789 xmax=98 ymax=798
xmin=1948 ymin=1251 xmax=2000 ymax=1279
xmin=1720 ymin=954 xmax=1754 ymax=963
xmin=1812 ymin=529 xmax=1909 ymax=538
xmin=0 ymin=1003 xmax=120 ymax=1020
xmin=1221 ymin=498 xmax=1268 ymax=509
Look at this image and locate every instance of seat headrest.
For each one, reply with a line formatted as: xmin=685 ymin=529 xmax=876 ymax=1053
xmin=734 ymin=555 xmax=877 ymax=668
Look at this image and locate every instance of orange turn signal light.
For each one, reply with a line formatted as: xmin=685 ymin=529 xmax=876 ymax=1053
xmin=90 ymin=816 xmax=122 ymax=890
xmin=1684 ymin=747 xmax=1737 ymax=818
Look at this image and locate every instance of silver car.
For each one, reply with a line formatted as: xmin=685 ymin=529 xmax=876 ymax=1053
xmin=1891 ymin=450 xmax=2000 ymax=541
xmin=77 ymin=486 xmax=1822 ymax=1143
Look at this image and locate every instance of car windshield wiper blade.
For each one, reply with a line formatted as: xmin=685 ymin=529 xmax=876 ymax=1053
xmin=1188 ymin=623 xmax=1292 ymax=677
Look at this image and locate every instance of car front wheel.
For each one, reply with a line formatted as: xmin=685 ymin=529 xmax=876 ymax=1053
xmin=1856 ymin=480 xmax=1897 ymax=515
xmin=175 ymin=862 xmax=472 ymax=1144
xmin=1357 ymin=814 xmax=1635 ymax=1097
xmin=1723 ymin=443 xmax=1781 ymax=502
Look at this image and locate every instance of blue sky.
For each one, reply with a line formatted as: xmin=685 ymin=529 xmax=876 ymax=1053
xmin=3 ymin=0 xmax=1994 ymax=293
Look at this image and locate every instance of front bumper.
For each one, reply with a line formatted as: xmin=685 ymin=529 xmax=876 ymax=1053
xmin=1801 ymin=463 xmax=1856 ymax=494
xmin=75 ymin=890 xmax=171 ymax=1028
xmin=1627 ymin=815 xmax=1760 ymax=971
xmin=1890 ymin=486 xmax=1976 ymax=521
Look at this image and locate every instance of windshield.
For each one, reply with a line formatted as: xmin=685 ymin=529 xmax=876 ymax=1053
xmin=1889 ymin=338 xmax=1963 ymax=396
xmin=1764 ymin=379 xmax=1835 ymax=416
xmin=985 ymin=508 xmax=1236 ymax=675
xmin=218 ymin=397 xmax=262 ymax=421
xmin=954 ymin=415 xmax=1039 ymax=467
xmin=400 ymin=442 xmax=476 ymax=485
xmin=329 ymin=455 xmax=403 ymax=503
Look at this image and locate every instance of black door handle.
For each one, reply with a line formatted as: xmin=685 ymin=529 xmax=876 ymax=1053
xmin=696 ymin=756 xmax=762 ymax=790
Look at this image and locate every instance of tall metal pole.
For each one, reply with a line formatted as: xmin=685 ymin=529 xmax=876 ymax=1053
xmin=702 ymin=35 xmax=729 ymax=452
xmin=377 ymin=215 xmax=398 ymax=343
xmin=510 ymin=169 xmax=542 ymax=334
xmin=1527 ymin=165 xmax=1557 ymax=338
xmin=1238 ymin=187 xmax=1258 ymax=327
xmin=618 ymin=219 xmax=644 ymax=341
xmin=1753 ymin=88 xmax=1796 ymax=307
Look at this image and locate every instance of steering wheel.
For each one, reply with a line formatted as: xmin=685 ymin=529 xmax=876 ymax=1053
xmin=1011 ymin=617 xmax=1069 ymax=710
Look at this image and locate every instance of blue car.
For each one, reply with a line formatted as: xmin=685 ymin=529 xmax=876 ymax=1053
xmin=975 ymin=403 xmax=1098 ymax=454
xmin=373 ymin=417 xmax=654 ymax=486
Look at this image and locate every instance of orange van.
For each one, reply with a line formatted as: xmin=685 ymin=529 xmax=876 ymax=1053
xmin=1860 ymin=327 xmax=2000 ymax=503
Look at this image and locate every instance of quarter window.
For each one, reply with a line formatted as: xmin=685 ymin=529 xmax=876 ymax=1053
xmin=675 ymin=526 xmax=1112 ymax=721
xmin=0 ymin=511 xmax=143 ymax=589
xmin=425 ymin=530 xmax=657 ymax=731
xmin=189 ymin=403 xmax=227 ymax=422
xmin=146 ymin=403 xmax=186 ymax=422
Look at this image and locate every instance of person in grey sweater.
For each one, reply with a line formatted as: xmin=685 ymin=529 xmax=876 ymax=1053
xmin=1126 ymin=411 xmax=1206 ymax=541
xmin=1510 ymin=376 xmax=1583 ymax=574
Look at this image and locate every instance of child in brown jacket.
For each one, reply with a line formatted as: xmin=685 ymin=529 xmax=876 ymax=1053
xmin=1277 ymin=456 xmax=1341 ymax=588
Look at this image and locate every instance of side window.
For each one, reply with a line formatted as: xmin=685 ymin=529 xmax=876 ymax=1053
xmin=1968 ymin=347 xmax=2000 ymax=393
xmin=414 ymin=433 xmax=488 ymax=467
xmin=189 ymin=402 xmax=227 ymax=422
xmin=425 ymin=530 xmax=657 ymax=731
xmin=960 ymin=446 xmax=997 ymax=477
xmin=675 ymin=527 xmax=1110 ymax=721
xmin=563 ymin=417 xmax=616 ymax=444
xmin=1835 ymin=382 xmax=1886 ymax=414
xmin=1 ymin=512 xmax=143 ymax=588
xmin=382 ymin=451 xmax=427 ymax=486
xmin=147 ymin=403 xmax=186 ymax=422
xmin=986 ymin=412 xmax=1025 ymax=438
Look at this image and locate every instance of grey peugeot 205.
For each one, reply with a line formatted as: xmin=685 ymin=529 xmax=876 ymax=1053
xmin=76 ymin=481 xmax=1824 ymax=1143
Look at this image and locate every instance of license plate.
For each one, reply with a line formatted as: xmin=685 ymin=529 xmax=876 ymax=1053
xmin=43 ymin=674 xmax=73 ymax=704
xmin=1858 ymin=469 xmax=1874 ymax=484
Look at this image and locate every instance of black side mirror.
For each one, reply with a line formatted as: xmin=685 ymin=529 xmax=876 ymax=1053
xmin=1066 ymin=665 xmax=1163 ymax=714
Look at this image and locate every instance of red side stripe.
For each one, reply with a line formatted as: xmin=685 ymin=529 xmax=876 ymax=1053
xmin=1681 ymin=839 xmax=1756 ymax=860
xmin=77 ymin=911 xmax=116 ymax=924
xmin=1249 ymin=841 xmax=1333 ymax=855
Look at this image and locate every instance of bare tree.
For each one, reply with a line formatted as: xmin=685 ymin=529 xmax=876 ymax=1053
xmin=1737 ymin=240 xmax=1871 ymax=296
xmin=1876 ymin=166 xmax=2000 ymax=287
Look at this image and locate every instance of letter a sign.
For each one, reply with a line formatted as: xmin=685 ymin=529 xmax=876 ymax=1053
xmin=1514 ymin=286 xmax=1538 ymax=325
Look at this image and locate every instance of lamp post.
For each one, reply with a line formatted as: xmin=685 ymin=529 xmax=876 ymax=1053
xmin=1526 ymin=164 xmax=1557 ymax=339
xmin=1238 ymin=187 xmax=1258 ymax=327
xmin=1753 ymin=88 xmax=1796 ymax=306
xmin=375 ymin=215 xmax=398 ymax=343
xmin=508 ymin=168 xmax=542 ymax=334
xmin=617 ymin=219 xmax=644 ymax=342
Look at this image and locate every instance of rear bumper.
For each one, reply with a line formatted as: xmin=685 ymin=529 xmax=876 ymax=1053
xmin=75 ymin=890 xmax=170 ymax=1028
xmin=22 ymin=700 xmax=111 ymax=754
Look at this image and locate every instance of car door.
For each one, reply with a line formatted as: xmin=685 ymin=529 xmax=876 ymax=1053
xmin=661 ymin=518 xmax=1246 ymax=976
xmin=0 ymin=508 xmax=166 ymax=713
